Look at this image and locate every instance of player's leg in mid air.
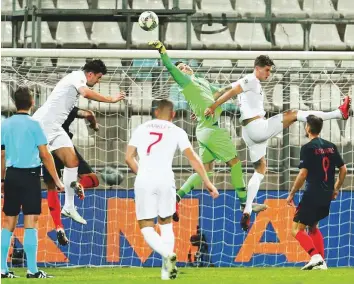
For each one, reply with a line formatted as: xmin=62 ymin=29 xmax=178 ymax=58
xmin=75 ymin=147 xmax=99 ymax=192
xmin=53 ymin=146 xmax=87 ymax=225
xmin=282 ymin=95 xmax=351 ymax=129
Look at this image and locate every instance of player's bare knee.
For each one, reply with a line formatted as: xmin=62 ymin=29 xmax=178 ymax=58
xmin=65 ymin=156 xmax=79 ymax=168
xmin=3 ymin=217 xmax=17 ymax=232
xmin=227 ymin=157 xmax=240 ymax=167
xmin=253 ymin=158 xmax=267 ymax=175
xmin=158 ymin=216 xmax=172 ymax=225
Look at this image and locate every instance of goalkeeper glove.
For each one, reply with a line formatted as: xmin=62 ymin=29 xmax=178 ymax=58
xmin=148 ymin=40 xmax=166 ymax=54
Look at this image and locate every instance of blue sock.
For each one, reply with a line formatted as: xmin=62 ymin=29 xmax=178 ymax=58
xmin=1 ymin=228 xmax=13 ymax=274
xmin=24 ymin=229 xmax=38 ymax=274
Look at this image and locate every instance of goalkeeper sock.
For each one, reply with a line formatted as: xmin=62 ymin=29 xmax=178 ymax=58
xmin=177 ymin=172 xmax=213 ymax=200
xmin=24 ymin=229 xmax=39 ymax=274
xmin=296 ymin=109 xmax=341 ymax=122
xmin=141 ymin=227 xmax=169 ymax=258
xmin=47 ymin=190 xmax=63 ymax=229
xmin=1 ymin=228 xmax=12 ymax=274
xmin=309 ymin=228 xmax=325 ymax=259
xmin=244 ymin=172 xmax=264 ymax=214
xmin=159 ymin=223 xmax=175 ymax=254
xmin=231 ymin=162 xmax=247 ymax=204
xmin=63 ymin=167 xmax=78 ymax=210
xmin=79 ymin=173 xmax=99 ymax=188
xmin=295 ymin=230 xmax=319 ymax=257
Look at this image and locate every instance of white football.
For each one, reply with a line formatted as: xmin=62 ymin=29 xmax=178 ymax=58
xmin=138 ymin=11 xmax=159 ymax=31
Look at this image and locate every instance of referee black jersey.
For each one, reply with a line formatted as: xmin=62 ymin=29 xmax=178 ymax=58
xmin=299 ymin=137 xmax=344 ymax=204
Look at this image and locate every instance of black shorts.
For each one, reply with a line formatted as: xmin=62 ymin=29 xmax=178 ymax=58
xmin=293 ymin=200 xmax=331 ymax=226
xmin=42 ymin=147 xmax=93 ymax=184
xmin=3 ymin=167 xmax=42 ymax=216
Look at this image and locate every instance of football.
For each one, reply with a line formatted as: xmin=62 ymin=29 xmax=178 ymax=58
xmin=138 ymin=11 xmax=159 ymax=31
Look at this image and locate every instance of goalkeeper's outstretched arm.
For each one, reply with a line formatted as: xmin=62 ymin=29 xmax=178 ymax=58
xmin=149 ymin=40 xmax=191 ymax=88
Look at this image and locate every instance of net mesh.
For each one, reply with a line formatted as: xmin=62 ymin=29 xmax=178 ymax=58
xmin=1 ymin=54 xmax=353 ymax=267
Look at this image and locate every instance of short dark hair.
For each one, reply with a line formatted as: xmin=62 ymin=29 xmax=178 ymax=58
xmin=306 ymin=115 xmax=323 ymax=135
xmin=157 ymin=99 xmax=174 ymax=112
xmin=174 ymin=61 xmax=184 ymax=67
xmin=14 ymin=87 xmax=33 ymax=110
xmin=83 ymin=59 xmax=107 ymax=75
xmin=254 ymin=55 xmax=275 ymax=68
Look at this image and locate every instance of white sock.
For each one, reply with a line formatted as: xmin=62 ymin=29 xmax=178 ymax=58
xmin=244 ymin=172 xmax=264 ymax=214
xmin=296 ymin=109 xmax=342 ymax=122
xmin=63 ymin=167 xmax=78 ymax=210
xmin=141 ymin=227 xmax=169 ymax=258
xmin=159 ymin=223 xmax=175 ymax=254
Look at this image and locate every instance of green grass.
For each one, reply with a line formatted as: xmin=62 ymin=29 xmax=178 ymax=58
xmin=2 ymin=267 xmax=354 ymax=284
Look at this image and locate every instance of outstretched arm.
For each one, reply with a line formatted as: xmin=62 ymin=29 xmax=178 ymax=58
xmin=213 ymin=84 xmax=233 ymax=100
xmin=76 ymin=108 xmax=99 ymax=131
xmin=149 ymin=41 xmax=191 ymax=89
xmin=205 ymin=84 xmax=243 ymax=116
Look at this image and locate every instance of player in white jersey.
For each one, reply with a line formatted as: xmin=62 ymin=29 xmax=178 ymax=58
xmin=126 ymin=99 xmax=219 ymax=280
xmin=33 ymin=60 xmax=125 ymax=224
xmin=204 ymin=55 xmax=351 ymax=231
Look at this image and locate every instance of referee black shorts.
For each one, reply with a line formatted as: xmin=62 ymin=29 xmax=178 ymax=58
xmin=42 ymin=146 xmax=93 ymax=184
xmin=293 ymin=200 xmax=331 ymax=227
xmin=3 ymin=167 xmax=42 ymax=216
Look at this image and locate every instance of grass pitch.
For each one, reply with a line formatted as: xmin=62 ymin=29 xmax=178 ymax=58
xmin=2 ymin=267 xmax=353 ymax=284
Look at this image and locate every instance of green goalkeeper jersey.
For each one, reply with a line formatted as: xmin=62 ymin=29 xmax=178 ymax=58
xmin=161 ymin=53 xmax=222 ymax=129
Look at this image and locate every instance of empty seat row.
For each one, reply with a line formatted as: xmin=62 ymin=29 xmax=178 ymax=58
xmin=3 ymin=0 xmax=354 ymax=19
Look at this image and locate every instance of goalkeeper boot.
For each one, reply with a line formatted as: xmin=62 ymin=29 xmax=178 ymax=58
xmin=1 ymin=271 xmax=19 ymax=278
xmin=240 ymin=203 xmax=268 ymax=213
xmin=240 ymin=213 xmax=250 ymax=232
xmin=56 ymin=227 xmax=69 ymax=246
xmin=61 ymin=207 xmax=87 ymax=225
xmin=338 ymin=96 xmax=351 ymax=120
xmin=301 ymin=254 xmax=324 ymax=270
xmin=71 ymin=181 xmax=85 ymax=200
xmin=26 ymin=270 xmax=53 ymax=278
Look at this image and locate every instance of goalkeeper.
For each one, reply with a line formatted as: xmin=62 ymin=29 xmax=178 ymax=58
xmin=149 ymin=41 xmax=267 ymax=221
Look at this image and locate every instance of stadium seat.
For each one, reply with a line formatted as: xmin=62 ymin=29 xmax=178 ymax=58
xmin=271 ymin=0 xmax=306 ymax=18
xmin=236 ymin=60 xmax=254 ymax=67
xmin=131 ymin=23 xmax=158 ymax=49
xmin=19 ymin=21 xmax=56 ymax=48
xmin=220 ymin=116 xmax=242 ymax=146
xmin=40 ymin=0 xmax=55 ymax=8
xmin=130 ymin=81 xmax=153 ymax=113
xmin=103 ymin=58 xmax=123 ymax=68
xmin=344 ymin=25 xmax=354 ymax=50
xmin=131 ymin=0 xmax=164 ymax=9
xmin=71 ymin=118 xmax=95 ymax=147
xmin=1 ymin=22 xmax=12 ymax=48
xmin=1 ymin=0 xmax=21 ymax=12
xmin=57 ymin=0 xmax=89 ymax=9
xmin=313 ymin=84 xmax=341 ymax=112
xmin=129 ymin=115 xmax=152 ymax=138
xmin=199 ymin=0 xmax=234 ymax=16
xmin=235 ymin=23 xmax=272 ymax=50
xmin=165 ymin=23 xmax=203 ymax=49
xmin=56 ymin=58 xmax=86 ymax=67
xmin=303 ymin=0 xmax=339 ymax=18
xmin=310 ymin=24 xmax=346 ymax=50
xmin=56 ymin=22 xmax=92 ymax=48
xmin=97 ymin=0 xmax=120 ymax=8
xmin=321 ymin=120 xmax=347 ymax=146
xmin=169 ymin=84 xmax=189 ymax=111
xmin=273 ymin=60 xmax=302 ymax=68
xmin=274 ymin=24 xmax=303 ymax=50
xmin=341 ymin=60 xmax=354 ymax=68
xmin=202 ymin=60 xmax=233 ymax=67
xmin=344 ymin=117 xmax=354 ymax=145
xmin=200 ymin=24 xmax=235 ymax=50
xmin=235 ymin=0 xmax=265 ymax=17
xmin=289 ymin=121 xmax=308 ymax=146
xmin=290 ymin=85 xmax=309 ymax=110
xmin=1 ymin=83 xmax=16 ymax=112
xmin=91 ymin=22 xmax=126 ymax=49
xmin=337 ymin=0 xmax=354 ymax=18
xmin=168 ymin=0 xmax=194 ymax=9
xmin=132 ymin=59 xmax=159 ymax=80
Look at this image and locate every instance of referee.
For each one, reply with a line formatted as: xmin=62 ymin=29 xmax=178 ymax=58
xmin=1 ymin=87 xmax=64 ymax=279
xmin=286 ymin=115 xmax=347 ymax=271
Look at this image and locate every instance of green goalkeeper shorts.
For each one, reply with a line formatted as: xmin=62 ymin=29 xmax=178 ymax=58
xmin=196 ymin=126 xmax=238 ymax=164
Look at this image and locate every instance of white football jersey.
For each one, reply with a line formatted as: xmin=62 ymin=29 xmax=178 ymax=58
xmin=33 ymin=70 xmax=87 ymax=131
xmin=232 ymin=73 xmax=266 ymax=123
xmin=128 ymin=119 xmax=192 ymax=177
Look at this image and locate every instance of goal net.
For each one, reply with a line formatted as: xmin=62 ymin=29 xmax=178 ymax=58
xmin=1 ymin=49 xmax=353 ymax=268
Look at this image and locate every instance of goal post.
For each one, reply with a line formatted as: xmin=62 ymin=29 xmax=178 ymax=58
xmin=1 ymin=48 xmax=353 ymax=268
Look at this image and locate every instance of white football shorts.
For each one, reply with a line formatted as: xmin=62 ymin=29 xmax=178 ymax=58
xmin=45 ymin=127 xmax=74 ymax=152
xmin=134 ymin=173 xmax=176 ymax=221
xmin=242 ymin=114 xmax=283 ymax=163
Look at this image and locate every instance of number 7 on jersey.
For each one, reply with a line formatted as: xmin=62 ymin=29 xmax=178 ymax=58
xmin=147 ymin=132 xmax=163 ymax=155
